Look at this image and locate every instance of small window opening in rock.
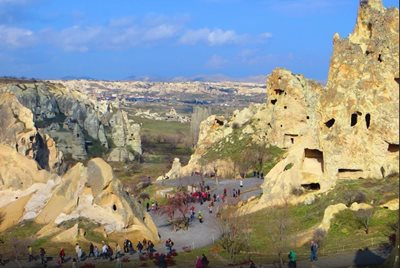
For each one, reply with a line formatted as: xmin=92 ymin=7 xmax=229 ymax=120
xmin=301 ymin=183 xmax=320 ymax=191
xmin=338 ymin=168 xmax=363 ymax=173
xmin=387 ymin=143 xmax=399 ymax=152
xmin=215 ymin=119 xmax=224 ymax=126
xmin=365 ymin=50 xmax=371 ymax=55
xmin=351 ymin=113 xmax=358 ymax=127
xmin=365 ymin=113 xmax=371 ymax=129
xmin=378 ymin=54 xmax=383 ymax=62
xmin=380 ymin=166 xmax=385 ymax=178
xmin=76 ymin=134 xmax=80 ymax=138
xmin=291 ymin=138 xmax=294 ymax=144
xmin=367 ymin=22 xmax=372 ymax=38
xmin=325 ymin=118 xmax=335 ymax=128
xmin=395 ymin=78 xmax=400 ymax=85
xmin=284 ymin=106 xmax=287 ymax=109
xmin=275 ymin=89 xmax=285 ymax=95
xmin=271 ymin=99 xmax=277 ymax=105
xmin=112 ymin=204 xmax=117 ymax=211
xmin=29 ymin=136 xmax=34 ymax=142
xmin=280 ymin=124 xmax=283 ymax=127
xmin=131 ymin=134 xmax=134 ymax=136
xmin=306 ymin=116 xmax=310 ymax=119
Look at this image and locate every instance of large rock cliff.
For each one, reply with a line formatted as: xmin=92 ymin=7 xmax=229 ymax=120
xmin=163 ymin=0 xmax=399 ymax=210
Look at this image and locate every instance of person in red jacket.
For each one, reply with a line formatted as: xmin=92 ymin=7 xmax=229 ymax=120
xmin=59 ymin=248 xmax=65 ymax=263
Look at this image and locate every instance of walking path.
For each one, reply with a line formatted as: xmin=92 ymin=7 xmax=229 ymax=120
xmin=152 ymin=177 xmax=264 ymax=253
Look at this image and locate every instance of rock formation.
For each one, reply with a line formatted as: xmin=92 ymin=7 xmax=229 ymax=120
xmin=107 ymin=109 xmax=141 ymax=162
xmin=0 ymin=81 xmax=142 ymax=163
xmin=0 ymin=143 xmax=159 ymax=242
xmin=0 ymin=93 xmax=62 ymax=172
xmin=164 ymin=0 xmax=399 ymax=210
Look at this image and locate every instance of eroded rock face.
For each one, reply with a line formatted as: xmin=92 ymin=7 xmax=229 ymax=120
xmin=108 ymin=110 xmax=141 ymax=162
xmin=0 ymin=81 xmax=142 ymax=163
xmin=176 ymin=0 xmax=399 ymax=210
xmin=0 ymin=152 xmax=159 ymax=242
xmin=0 ymin=93 xmax=62 ymax=172
xmin=319 ymin=0 xmax=399 ymax=180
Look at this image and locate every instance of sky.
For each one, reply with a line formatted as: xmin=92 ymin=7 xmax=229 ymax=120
xmin=0 ymin=0 xmax=398 ymax=81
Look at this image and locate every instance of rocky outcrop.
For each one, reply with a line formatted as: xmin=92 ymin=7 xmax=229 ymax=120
xmin=318 ymin=0 xmax=399 ymax=181
xmin=173 ymin=0 xmax=399 ymax=210
xmin=0 ymin=148 xmax=159 ymax=241
xmin=0 ymin=81 xmax=141 ymax=163
xmin=107 ymin=110 xmax=141 ymax=162
xmin=0 ymin=93 xmax=62 ymax=172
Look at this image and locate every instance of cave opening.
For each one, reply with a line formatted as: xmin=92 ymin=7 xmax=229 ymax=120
xmin=284 ymin=106 xmax=287 ymax=109
xmin=291 ymin=138 xmax=294 ymax=144
xmin=275 ymin=89 xmax=285 ymax=95
xmin=304 ymin=148 xmax=324 ymax=173
xmin=338 ymin=168 xmax=363 ymax=173
xmin=388 ymin=143 xmax=399 ymax=152
xmin=367 ymin=22 xmax=372 ymax=38
xmin=112 ymin=204 xmax=117 ymax=211
xmin=301 ymin=183 xmax=320 ymax=191
xmin=378 ymin=54 xmax=383 ymax=62
xmin=271 ymin=99 xmax=277 ymax=105
xmin=215 ymin=118 xmax=224 ymax=126
xmin=306 ymin=116 xmax=310 ymax=119
xmin=351 ymin=113 xmax=358 ymax=127
xmin=365 ymin=113 xmax=371 ymax=129
xmin=325 ymin=118 xmax=336 ymax=128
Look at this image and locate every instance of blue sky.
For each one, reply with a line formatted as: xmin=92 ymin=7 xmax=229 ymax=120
xmin=0 ymin=0 xmax=398 ymax=81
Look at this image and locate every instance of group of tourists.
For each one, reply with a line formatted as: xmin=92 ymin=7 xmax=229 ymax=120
xmin=253 ymin=170 xmax=264 ymax=179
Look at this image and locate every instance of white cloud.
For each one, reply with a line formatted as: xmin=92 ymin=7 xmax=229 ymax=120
xmin=180 ymin=28 xmax=243 ymax=46
xmin=0 ymin=25 xmax=35 ymax=48
xmin=143 ymin=24 xmax=179 ymax=41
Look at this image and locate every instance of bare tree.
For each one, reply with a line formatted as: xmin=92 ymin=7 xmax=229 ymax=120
xmin=190 ymin=106 xmax=211 ymax=147
xmin=219 ymin=209 xmax=251 ymax=264
xmin=250 ymin=142 xmax=272 ymax=172
xmin=356 ymin=209 xmax=374 ymax=234
xmin=265 ymin=197 xmax=291 ymax=268
xmin=231 ymin=148 xmax=254 ymax=179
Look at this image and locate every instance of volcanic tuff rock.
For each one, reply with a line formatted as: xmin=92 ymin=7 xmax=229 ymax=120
xmin=0 ymin=145 xmax=159 ymax=241
xmin=108 ymin=110 xmax=141 ymax=162
xmin=163 ymin=0 xmax=399 ymax=210
xmin=0 ymin=93 xmax=62 ymax=172
xmin=0 ymin=81 xmax=142 ymax=162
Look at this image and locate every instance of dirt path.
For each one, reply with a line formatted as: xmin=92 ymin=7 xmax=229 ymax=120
xmin=153 ymin=177 xmax=264 ymax=253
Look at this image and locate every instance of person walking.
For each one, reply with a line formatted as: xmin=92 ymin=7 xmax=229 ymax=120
xmin=27 ymin=245 xmax=35 ymax=262
xmin=39 ymin=247 xmax=46 ymax=267
xmin=137 ymin=241 xmax=144 ymax=254
xmin=201 ymin=253 xmax=209 ymax=268
xmin=310 ymin=240 xmax=318 ymax=261
xmin=198 ymin=211 xmax=203 ymax=223
xmin=89 ymin=243 xmax=95 ymax=257
xmin=196 ymin=256 xmax=203 ymax=268
xmin=59 ymin=248 xmax=65 ymax=263
xmin=288 ymin=249 xmax=297 ymax=268
xmin=75 ymin=243 xmax=80 ymax=261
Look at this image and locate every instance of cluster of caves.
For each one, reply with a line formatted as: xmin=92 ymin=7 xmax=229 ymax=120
xmin=324 ymin=111 xmax=371 ymax=129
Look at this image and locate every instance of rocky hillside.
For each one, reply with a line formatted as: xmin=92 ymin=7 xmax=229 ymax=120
xmin=162 ymin=0 xmax=399 ymax=209
xmin=0 ymin=80 xmax=142 ymax=164
xmin=0 ymin=92 xmax=158 ymax=243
